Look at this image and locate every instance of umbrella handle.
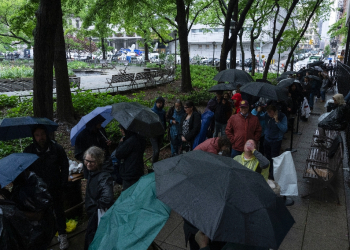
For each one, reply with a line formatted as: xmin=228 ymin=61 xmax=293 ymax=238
xmin=99 ymin=130 xmax=108 ymax=141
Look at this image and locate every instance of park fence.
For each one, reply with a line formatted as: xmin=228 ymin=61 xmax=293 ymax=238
xmin=336 ymin=61 xmax=350 ymax=165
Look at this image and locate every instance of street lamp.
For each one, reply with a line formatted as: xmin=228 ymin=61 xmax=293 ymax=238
xmin=89 ymin=37 xmax=92 ymax=60
xmin=230 ymin=21 xmax=236 ymax=69
xmin=174 ymin=30 xmax=177 ymax=72
xmin=212 ymin=41 xmax=216 ymax=67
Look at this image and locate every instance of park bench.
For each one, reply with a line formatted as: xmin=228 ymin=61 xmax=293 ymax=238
xmin=303 ymin=131 xmax=343 ymax=204
xmin=106 ymin=73 xmax=135 ymax=91
xmin=312 ymin=128 xmax=339 ymax=149
xmin=131 ymin=72 xmax=155 ymax=88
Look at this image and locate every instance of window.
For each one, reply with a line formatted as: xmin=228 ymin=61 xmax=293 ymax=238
xmin=214 ymin=28 xmax=219 ymax=32
xmin=76 ymin=20 xmax=79 ymax=28
xmin=217 ymin=28 xmax=224 ymax=33
xmin=206 ymin=45 xmax=209 ymax=49
xmin=198 ymin=45 xmax=202 ymax=49
xmin=192 ymin=29 xmax=199 ymax=33
xmin=198 ymin=29 xmax=203 ymax=33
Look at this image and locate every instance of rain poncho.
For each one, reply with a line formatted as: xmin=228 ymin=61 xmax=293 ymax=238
xmin=301 ymin=97 xmax=311 ymax=118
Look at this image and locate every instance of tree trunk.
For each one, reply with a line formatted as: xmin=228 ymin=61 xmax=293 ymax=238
xmin=262 ymin=0 xmax=299 ymax=80
xmin=291 ymin=55 xmax=294 ymax=71
xmin=144 ymin=41 xmax=149 ymax=61
xmin=176 ymin=0 xmax=192 ymax=92
xmin=33 ymin=0 xmax=59 ymax=120
xmin=101 ymin=37 xmax=106 ymax=59
xmin=230 ymin=0 xmax=238 ymax=69
xmin=239 ymin=30 xmax=245 ymax=71
xmin=250 ymin=30 xmax=256 ymax=76
xmin=54 ymin=1 xmax=75 ymax=123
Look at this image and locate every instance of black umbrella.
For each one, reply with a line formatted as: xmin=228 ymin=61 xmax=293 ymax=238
xmin=306 ymin=75 xmax=322 ymax=81
xmin=277 ymin=78 xmax=299 ymax=88
xmin=213 ymin=69 xmax=253 ymax=83
xmin=240 ymin=82 xmax=289 ymax=102
xmin=208 ymin=83 xmax=236 ymax=92
xmin=0 ymin=117 xmax=58 ymax=141
xmin=312 ymin=66 xmax=323 ymax=72
xmin=111 ymin=102 xmax=164 ymax=138
xmin=276 ymin=75 xmax=288 ymax=82
xmin=281 ymin=71 xmax=298 ymax=76
xmin=308 ymin=61 xmax=324 ymax=67
xmin=154 ymin=151 xmax=295 ymax=249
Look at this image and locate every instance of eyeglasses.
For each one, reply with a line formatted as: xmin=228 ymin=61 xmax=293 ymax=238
xmin=84 ymin=159 xmax=97 ymax=165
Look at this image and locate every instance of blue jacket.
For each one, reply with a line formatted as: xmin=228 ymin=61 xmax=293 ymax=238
xmin=169 ymin=108 xmax=185 ymax=138
xmin=151 ymin=97 xmax=166 ymax=130
xmin=251 ymin=108 xmax=266 ymax=137
xmin=264 ymin=112 xmax=288 ymax=142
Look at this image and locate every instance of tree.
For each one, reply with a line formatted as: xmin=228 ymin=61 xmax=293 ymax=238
xmin=262 ymin=0 xmax=299 ymax=80
xmin=65 ymin=34 xmax=98 ymax=58
xmin=324 ymin=44 xmax=331 ymax=58
xmin=328 ymin=14 xmax=348 ymax=45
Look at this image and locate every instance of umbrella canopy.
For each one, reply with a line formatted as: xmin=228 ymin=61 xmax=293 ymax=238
xmin=111 ymin=102 xmax=164 ymax=138
xmin=306 ymin=75 xmax=322 ymax=81
xmin=276 ymin=75 xmax=288 ymax=82
xmin=240 ymin=82 xmax=289 ymax=102
xmin=281 ymin=71 xmax=298 ymax=76
xmin=277 ymin=78 xmax=298 ymax=88
xmin=89 ymin=173 xmax=171 ymax=250
xmin=154 ymin=151 xmax=295 ymax=249
xmin=308 ymin=61 xmax=324 ymax=67
xmin=213 ymin=69 xmax=253 ymax=83
xmin=0 ymin=153 xmax=39 ymax=188
xmin=0 ymin=117 xmax=58 ymax=141
xmin=70 ymin=106 xmax=113 ymax=146
xmin=312 ymin=66 xmax=323 ymax=72
xmin=208 ymin=83 xmax=236 ymax=92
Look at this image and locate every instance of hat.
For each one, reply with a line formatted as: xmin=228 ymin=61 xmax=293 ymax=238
xmin=240 ymin=100 xmax=249 ymax=107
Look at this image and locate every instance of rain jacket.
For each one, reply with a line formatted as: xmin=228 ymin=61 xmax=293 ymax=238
xmin=213 ymin=97 xmax=232 ymax=124
xmin=251 ymin=109 xmax=266 ymax=137
xmin=166 ymin=106 xmax=185 ymax=139
xmin=225 ymin=113 xmax=262 ymax=152
xmin=231 ymin=93 xmax=242 ymax=114
xmin=113 ymin=131 xmax=146 ymax=181
xmin=179 ymin=111 xmax=201 ymax=147
xmin=24 ymin=140 xmax=69 ymax=196
xmin=264 ymin=112 xmax=288 ymax=142
xmin=151 ymin=97 xmax=166 ymax=130
xmin=85 ymin=170 xmax=114 ymax=218
xmin=233 ymin=150 xmax=270 ymax=180
xmin=194 ymin=137 xmax=220 ymax=154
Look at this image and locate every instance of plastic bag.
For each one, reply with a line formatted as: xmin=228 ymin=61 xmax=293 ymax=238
xmin=273 ymin=151 xmax=298 ymax=196
xmin=69 ymin=160 xmax=83 ymax=175
xmin=55 ymin=219 xmax=78 ymax=236
xmin=318 ymin=105 xmax=349 ymax=131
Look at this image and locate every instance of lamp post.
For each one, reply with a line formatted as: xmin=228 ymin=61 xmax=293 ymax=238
xmin=230 ymin=21 xmax=236 ymax=69
xmin=212 ymin=41 xmax=216 ymax=67
xmin=89 ymin=37 xmax=92 ymax=59
xmin=174 ymin=30 xmax=177 ymax=72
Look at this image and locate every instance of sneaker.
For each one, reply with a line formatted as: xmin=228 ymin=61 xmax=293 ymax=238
xmin=58 ymin=234 xmax=69 ymax=250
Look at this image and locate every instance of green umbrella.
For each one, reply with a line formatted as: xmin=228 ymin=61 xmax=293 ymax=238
xmin=89 ymin=173 xmax=170 ymax=250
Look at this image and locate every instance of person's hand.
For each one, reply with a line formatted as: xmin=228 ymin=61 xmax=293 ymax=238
xmin=195 ymin=231 xmax=210 ymax=249
xmin=246 ymin=142 xmax=255 ymax=152
xmin=274 ymin=110 xmax=279 ymax=122
xmin=106 ymin=140 xmax=112 ymax=146
xmin=172 ymin=120 xmax=177 ymax=124
xmin=120 ymin=137 xmax=124 ymax=142
xmin=257 ymin=106 xmax=262 ymax=112
xmin=181 ymin=136 xmax=187 ymax=142
xmin=287 ymin=107 xmax=291 ymax=112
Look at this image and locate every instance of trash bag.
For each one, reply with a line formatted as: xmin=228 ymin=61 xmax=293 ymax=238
xmin=318 ymin=105 xmax=349 ymax=131
xmin=273 ymin=151 xmax=298 ymax=196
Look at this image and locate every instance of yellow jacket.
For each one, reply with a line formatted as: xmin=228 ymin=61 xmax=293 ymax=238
xmin=233 ymin=151 xmax=269 ymax=180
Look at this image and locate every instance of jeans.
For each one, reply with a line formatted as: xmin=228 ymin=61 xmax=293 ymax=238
xmin=170 ymin=134 xmax=182 ymax=156
xmin=150 ymin=134 xmax=164 ymax=163
xmin=320 ymin=91 xmax=326 ymax=101
xmin=52 ymin=191 xmax=67 ymax=235
xmin=264 ymin=139 xmax=282 ymax=178
xmin=213 ymin=122 xmax=227 ymax=137
xmin=231 ymin=149 xmax=243 ymax=158
xmin=309 ymin=92 xmax=315 ymax=109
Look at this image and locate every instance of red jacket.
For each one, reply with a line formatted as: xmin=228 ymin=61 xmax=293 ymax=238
xmin=193 ymin=137 xmax=220 ymax=154
xmin=225 ymin=113 xmax=262 ymax=152
xmin=231 ymin=93 xmax=242 ymax=114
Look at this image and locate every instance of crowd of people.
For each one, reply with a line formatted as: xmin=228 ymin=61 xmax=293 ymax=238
xmin=1 ymin=62 xmax=346 ymax=250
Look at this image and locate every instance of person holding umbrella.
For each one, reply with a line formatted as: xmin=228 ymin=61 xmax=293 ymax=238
xmin=180 ymin=101 xmax=201 ymax=153
xmin=263 ymin=105 xmax=288 ymax=180
xmin=112 ymin=124 xmax=146 ymax=190
xmin=83 ymin=146 xmax=114 ymax=250
xmin=23 ymin=125 xmax=69 ymax=250
xmin=225 ymin=100 xmax=262 ymax=158
xmin=75 ymin=114 xmax=112 ymax=179
xmin=151 ymin=97 xmax=166 ymax=163
xmin=166 ymin=99 xmax=185 ymax=156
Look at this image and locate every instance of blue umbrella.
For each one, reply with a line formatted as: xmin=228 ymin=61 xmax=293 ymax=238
xmin=70 ymin=106 xmax=114 ymax=146
xmin=0 ymin=117 xmax=58 ymax=141
xmin=89 ymin=173 xmax=171 ymax=250
xmin=0 ymin=153 xmax=39 ymax=188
